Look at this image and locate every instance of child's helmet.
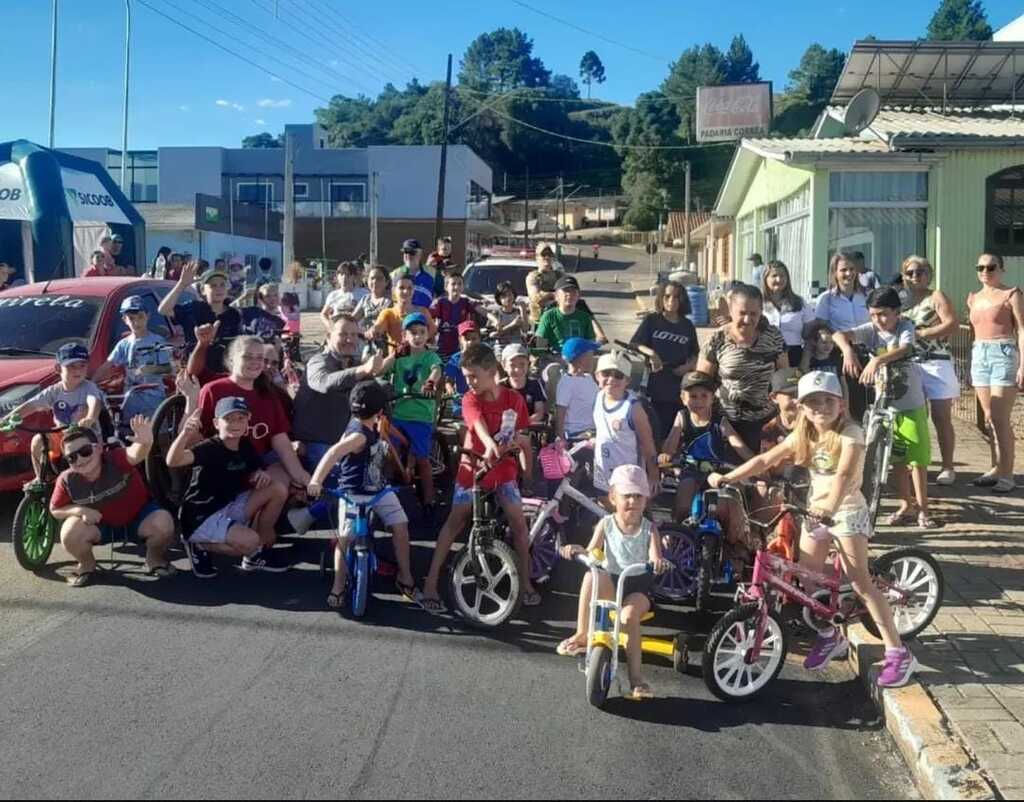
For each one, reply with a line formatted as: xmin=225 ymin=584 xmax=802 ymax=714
xmin=350 ymin=380 xmax=388 ymax=418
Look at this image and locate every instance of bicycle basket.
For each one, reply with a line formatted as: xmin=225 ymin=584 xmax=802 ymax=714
xmin=539 ymin=443 xmax=572 ymax=481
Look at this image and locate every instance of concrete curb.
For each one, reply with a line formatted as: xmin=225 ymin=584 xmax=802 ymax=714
xmin=847 ymin=624 xmax=996 ymax=800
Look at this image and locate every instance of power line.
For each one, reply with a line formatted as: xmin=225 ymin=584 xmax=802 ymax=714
xmin=509 ymin=0 xmax=671 ymax=63
xmin=136 ymin=0 xmax=338 ymax=103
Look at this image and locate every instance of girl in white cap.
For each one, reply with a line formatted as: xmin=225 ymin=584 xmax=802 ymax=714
xmin=708 ymin=370 xmax=917 ymax=689
xmin=559 ymin=464 xmax=670 ymax=700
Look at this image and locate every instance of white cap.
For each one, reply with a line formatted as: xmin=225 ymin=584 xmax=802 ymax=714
xmin=596 ymin=350 xmax=632 ymax=376
xmin=501 ymin=343 xmax=529 ymax=362
xmin=797 ymin=371 xmax=844 ymax=401
xmin=609 ymin=464 xmax=650 ymax=497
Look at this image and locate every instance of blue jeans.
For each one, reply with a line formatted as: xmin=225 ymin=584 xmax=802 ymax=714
xmin=972 ymin=340 xmax=1020 ymax=388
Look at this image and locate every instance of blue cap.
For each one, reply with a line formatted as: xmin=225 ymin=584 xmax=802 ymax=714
xmin=402 ymin=312 xmax=429 ymax=331
xmin=562 ymin=337 xmax=601 ymax=363
xmin=56 ymin=343 xmax=90 ymax=366
xmin=214 ymin=396 xmax=251 ymax=419
xmin=401 ymin=238 xmax=422 ymax=253
xmin=119 ymin=295 xmax=146 ymax=315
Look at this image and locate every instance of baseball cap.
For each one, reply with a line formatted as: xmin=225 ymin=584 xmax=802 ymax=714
xmin=771 ymin=368 xmax=802 ymax=396
xmin=535 ymin=242 xmax=555 ymax=256
xmin=457 ymin=320 xmax=479 ymax=337
xmin=402 ymin=312 xmax=429 ymax=331
xmin=501 ymin=343 xmax=529 ymax=362
xmin=554 ymin=275 xmax=580 ymax=292
xmin=214 ymin=396 xmax=251 ymax=419
xmin=561 ymin=337 xmax=601 ymax=363
xmin=680 ymin=370 xmax=717 ymax=392
xmin=401 ymin=238 xmax=422 ymax=253
xmin=797 ymin=371 xmax=844 ymax=402
xmin=349 ymin=380 xmax=388 ymax=419
xmin=56 ymin=343 xmax=89 ymax=366
xmin=228 ymin=256 xmax=244 ymax=267
xmin=119 ymin=295 xmax=146 ymax=315
xmin=596 ymin=351 xmax=632 ymax=376
xmin=200 ymin=269 xmax=229 ymax=285
xmin=748 ymin=253 xmax=763 ymax=262
xmin=608 ymin=464 xmax=651 ymax=498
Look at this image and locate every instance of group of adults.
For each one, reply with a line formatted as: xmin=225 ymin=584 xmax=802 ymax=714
xmin=630 ymin=250 xmax=1024 ymax=493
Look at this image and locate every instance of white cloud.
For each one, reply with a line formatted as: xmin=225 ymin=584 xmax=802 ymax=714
xmin=179 ymin=104 xmax=191 ymax=112
xmin=215 ymin=99 xmax=230 ymax=107
xmin=215 ymin=99 xmax=245 ymax=111
xmin=257 ymin=98 xmax=292 ymax=109
xmin=270 ymin=76 xmax=283 ymax=83
xmin=255 ymin=119 xmax=267 ymax=126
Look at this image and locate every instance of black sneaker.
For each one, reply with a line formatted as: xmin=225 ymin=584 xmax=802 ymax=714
xmin=185 ymin=540 xmax=218 ymax=579
xmin=240 ymin=546 xmax=289 ymax=573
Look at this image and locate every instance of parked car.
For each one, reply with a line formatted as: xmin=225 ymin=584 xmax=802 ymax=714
xmin=0 ymin=277 xmax=190 ymax=493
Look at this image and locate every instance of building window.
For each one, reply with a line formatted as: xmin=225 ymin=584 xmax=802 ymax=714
xmin=237 ymin=182 xmax=274 ymax=205
xmin=986 ymin=166 xmax=1024 ymax=256
xmin=828 ymin=171 xmax=928 ymax=279
xmin=329 ymin=182 xmax=366 ymax=203
xmin=107 ymin=150 xmax=158 ymax=203
xmin=293 ymin=182 xmax=309 ymax=199
xmin=761 ymin=185 xmax=811 ymax=296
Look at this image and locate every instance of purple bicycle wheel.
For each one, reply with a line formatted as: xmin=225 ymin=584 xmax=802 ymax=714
xmin=654 ymin=526 xmax=701 ymax=602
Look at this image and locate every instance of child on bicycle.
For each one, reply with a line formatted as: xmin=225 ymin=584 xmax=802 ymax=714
xmin=833 ymin=287 xmax=936 ymax=529
xmin=592 ymin=350 xmax=658 ymax=497
xmin=708 ymin=371 xmax=918 ymax=688
xmin=443 ymin=320 xmax=484 ymax=404
xmin=489 ymin=281 xmax=528 ymax=349
xmin=558 ymin=464 xmax=670 ymax=700
xmin=420 ymin=344 xmax=538 ymax=613
xmin=167 ymin=398 xmax=289 ymax=578
xmin=2 ymin=343 xmax=106 ymax=486
xmin=430 ymin=270 xmax=478 ymax=361
xmin=500 ymin=343 xmax=547 ymax=425
xmin=307 ymin=381 xmax=417 ymax=609
xmin=554 ymin=337 xmax=600 ymax=441
xmin=380 ymin=312 xmax=444 ymax=509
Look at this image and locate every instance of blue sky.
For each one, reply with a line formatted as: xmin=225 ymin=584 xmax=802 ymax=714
xmin=2 ymin=0 xmax=1022 ymax=150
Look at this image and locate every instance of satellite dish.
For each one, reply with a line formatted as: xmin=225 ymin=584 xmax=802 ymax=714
xmin=843 ymin=88 xmax=882 ymax=136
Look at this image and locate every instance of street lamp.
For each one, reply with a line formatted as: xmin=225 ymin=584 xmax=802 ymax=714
xmin=121 ymin=0 xmax=132 ymax=195
xmin=48 ymin=0 xmax=58 ymax=148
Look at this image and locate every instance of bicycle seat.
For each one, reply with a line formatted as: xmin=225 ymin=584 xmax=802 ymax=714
xmin=609 ymin=609 xmax=656 ymax=624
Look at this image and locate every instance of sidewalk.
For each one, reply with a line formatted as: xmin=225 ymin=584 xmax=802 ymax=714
xmin=873 ymin=416 xmax=1024 ymax=798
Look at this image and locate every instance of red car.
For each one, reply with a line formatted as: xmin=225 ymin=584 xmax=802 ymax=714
xmin=0 ymin=277 xmax=190 ymax=493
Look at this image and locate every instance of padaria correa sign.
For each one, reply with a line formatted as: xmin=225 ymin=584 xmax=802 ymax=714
xmin=696 ymin=82 xmax=773 ymax=143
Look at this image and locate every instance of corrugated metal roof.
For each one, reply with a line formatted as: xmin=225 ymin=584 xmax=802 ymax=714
xmin=665 ymin=211 xmax=711 ymax=242
xmin=744 ymin=138 xmax=890 ymax=158
xmin=870 ymin=109 xmax=1024 ymax=140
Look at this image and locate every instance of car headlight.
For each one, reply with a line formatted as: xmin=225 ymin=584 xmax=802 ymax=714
xmin=0 ymin=384 xmax=42 ymax=414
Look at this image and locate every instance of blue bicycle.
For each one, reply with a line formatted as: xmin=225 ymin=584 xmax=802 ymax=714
xmin=318 ymin=486 xmax=397 ymax=618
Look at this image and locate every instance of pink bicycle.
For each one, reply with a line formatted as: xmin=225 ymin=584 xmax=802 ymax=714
xmin=702 ymin=482 xmax=944 ymax=703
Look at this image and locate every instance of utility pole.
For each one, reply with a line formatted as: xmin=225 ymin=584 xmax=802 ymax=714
xmin=434 ymin=53 xmax=453 ymax=245
xmin=683 ymin=161 xmax=692 ymax=270
xmin=524 ymin=166 xmax=530 ymax=249
xmin=120 ymin=0 xmax=131 ymax=194
xmin=48 ymin=0 xmax=58 ymax=148
xmin=283 ymin=129 xmax=295 ymax=274
xmin=557 ymin=175 xmax=564 ymax=252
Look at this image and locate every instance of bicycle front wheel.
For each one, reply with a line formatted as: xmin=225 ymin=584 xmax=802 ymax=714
xmin=703 ymin=603 xmax=788 ymax=703
xmin=13 ymin=491 xmax=58 ymax=572
xmin=449 ymin=539 xmax=522 ymax=629
xmin=350 ymin=551 xmax=371 ymax=618
xmin=862 ymin=416 xmax=892 ymax=532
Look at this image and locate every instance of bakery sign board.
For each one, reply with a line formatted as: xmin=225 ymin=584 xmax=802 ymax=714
xmin=696 ymin=82 xmax=773 ymax=143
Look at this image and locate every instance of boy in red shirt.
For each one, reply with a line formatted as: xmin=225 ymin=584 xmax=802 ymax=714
xmin=420 ymin=344 xmax=538 ymax=612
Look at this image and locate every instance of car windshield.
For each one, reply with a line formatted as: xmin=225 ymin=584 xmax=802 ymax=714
xmin=0 ymin=295 xmax=102 ymax=356
xmin=463 ymin=265 xmax=532 ymax=299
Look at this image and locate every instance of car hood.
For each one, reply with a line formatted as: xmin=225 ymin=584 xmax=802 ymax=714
xmin=0 ymin=358 xmax=57 ymax=390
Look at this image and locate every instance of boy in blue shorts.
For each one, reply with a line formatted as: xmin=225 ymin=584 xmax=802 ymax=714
xmin=308 ymin=381 xmax=417 ymax=609
xmin=381 ymin=312 xmax=443 ymax=508
xmin=419 ymin=344 xmax=537 ymax=613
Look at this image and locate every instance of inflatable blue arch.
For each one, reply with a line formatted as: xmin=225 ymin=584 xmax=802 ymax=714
xmin=0 ymin=139 xmax=145 ymax=282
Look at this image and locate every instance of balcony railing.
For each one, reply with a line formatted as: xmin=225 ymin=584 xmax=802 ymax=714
xmin=257 ymin=201 xmax=368 ymax=218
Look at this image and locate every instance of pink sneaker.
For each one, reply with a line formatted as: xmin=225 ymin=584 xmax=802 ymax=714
xmin=877 ymin=647 xmax=918 ymax=688
xmin=804 ymin=629 xmax=849 ymax=671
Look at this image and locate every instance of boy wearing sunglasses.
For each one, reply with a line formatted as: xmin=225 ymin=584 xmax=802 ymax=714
xmin=49 ymin=419 xmax=176 ymax=587
xmin=592 ymin=350 xmax=658 ymax=498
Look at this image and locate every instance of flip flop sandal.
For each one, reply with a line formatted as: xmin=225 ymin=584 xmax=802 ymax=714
xmin=886 ymin=510 xmax=916 ymax=527
xmin=556 ymin=638 xmax=587 ymax=657
xmin=145 ymin=564 xmax=178 ymax=579
xmin=415 ymin=590 xmax=446 ymax=615
xmin=395 ymin=579 xmax=419 ymax=603
xmin=521 ymin=590 xmax=543 ymax=608
xmin=326 ymin=592 xmax=346 ymax=610
xmin=918 ymin=513 xmax=941 ymax=530
xmin=626 ymin=683 xmax=655 ymax=701
xmin=67 ymin=570 xmax=98 ymax=588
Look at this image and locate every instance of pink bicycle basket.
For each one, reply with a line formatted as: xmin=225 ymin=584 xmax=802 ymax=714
xmin=539 ymin=443 xmax=573 ymax=481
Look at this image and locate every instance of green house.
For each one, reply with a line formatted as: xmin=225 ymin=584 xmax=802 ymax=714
xmin=714 ymin=40 xmax=1024 ymax=313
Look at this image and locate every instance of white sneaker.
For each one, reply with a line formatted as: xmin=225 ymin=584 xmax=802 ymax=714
xmin=936 ymin=470 xmax=956 ymax=486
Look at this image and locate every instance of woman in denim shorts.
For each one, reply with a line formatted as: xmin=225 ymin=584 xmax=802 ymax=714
xmin=968 ymin=253 xmax=1024 ymax=494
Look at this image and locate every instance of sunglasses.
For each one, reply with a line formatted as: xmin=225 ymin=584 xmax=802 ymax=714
xmin=904 ymin=270 xmax=929 ymax=278
xmin=600 ymin=369 xmax=627 ymax=380
xmin=977 ymin=264 xmax=1000 ymax=273
xmin=65 ymin=444 xmax=95 ymax=464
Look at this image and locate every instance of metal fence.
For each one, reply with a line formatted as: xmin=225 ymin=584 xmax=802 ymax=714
xmin=949 ymin=324 xmax=1024 ymax=439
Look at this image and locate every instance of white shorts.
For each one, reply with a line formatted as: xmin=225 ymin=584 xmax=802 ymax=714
xmin=190 ymin=492 xmax=252 ymax=545
xmin=338 ymin=491 xmax=408 ymax=540
xmin=916 ymin=359 xmax=961 ymax=401
xmin=803 ymin=506 xmax=872 ymax=540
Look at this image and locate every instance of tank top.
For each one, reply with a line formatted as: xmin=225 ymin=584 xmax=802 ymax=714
xmin=603 ymin=515 xmax=653 ymax=576
xmin=901 ymin=291 xmax=951 ymax=358
xmin=677 ymin=408 xmax=728 ymax=465
xmin=593 ymin=392 xmax=638 ymax=492
xmin=336 ymin=419 xmax=387 ymax=493
xmin=970 ymin=288 xmax=1020 ymax=341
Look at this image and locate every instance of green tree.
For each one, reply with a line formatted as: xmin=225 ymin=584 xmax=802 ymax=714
xmin=550 ymin=73 xmax=581 ymax=99
xmin=724 ymin=35 xmax=760 ymax=84
xmin=579 ymin=50 xmax=607 ymax=99
xmin=927 ymin=0 xmax=993 ymax=40
xmin=786 ymin=43 xmax=846 ymax=106
xmin=241 ymin=132 xmax=282 ymax=148
xmin=458 ymin=28 xmax=551 ymax=93
xmin=661 ymin=44 xmax=728 ymax=142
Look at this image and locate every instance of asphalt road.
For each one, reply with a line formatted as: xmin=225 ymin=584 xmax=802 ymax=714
xmin=0 ymin=245 xmax=916 ymax=800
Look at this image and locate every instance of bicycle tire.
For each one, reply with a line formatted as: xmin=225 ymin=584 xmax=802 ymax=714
xmin=696 ymin=537 xmax=719 ymax=612
xmin=862 ymin=416 xmax=892 ymax=532
xmin=350 ymin=551 xmax=371 ymax=618
xmin=586 ymin=645 xmax=613 ymax=709
xmin=146 ymin=394 xmax=187 ymax=510
xmin=702 ymin=603 xmax=788 ymax=703
xmin=13 ymin=492 xmax=58 ymax=572
xmin=863 ymin=548 xmax=944 ymax=640
xmin=448 ymin=538 xmax=522 ymax=629
xmin=653 ymin=526 xmax=701 ymax=602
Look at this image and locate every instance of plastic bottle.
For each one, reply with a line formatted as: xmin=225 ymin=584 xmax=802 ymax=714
xmin=497 ymin=408 xmax=518 ymax=445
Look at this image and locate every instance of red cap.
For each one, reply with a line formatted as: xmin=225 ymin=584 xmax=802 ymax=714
xmin=457 ymin=320 xmax=479 ymax=336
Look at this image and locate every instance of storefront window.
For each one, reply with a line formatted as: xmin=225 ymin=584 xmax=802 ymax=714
xmin=829 ymin=171 xmax=928 ymax=279
xmin=986 ymin=166 xmax=1024 ymax=256
xmin=763 ymin=186 xmax=811 ymax=296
